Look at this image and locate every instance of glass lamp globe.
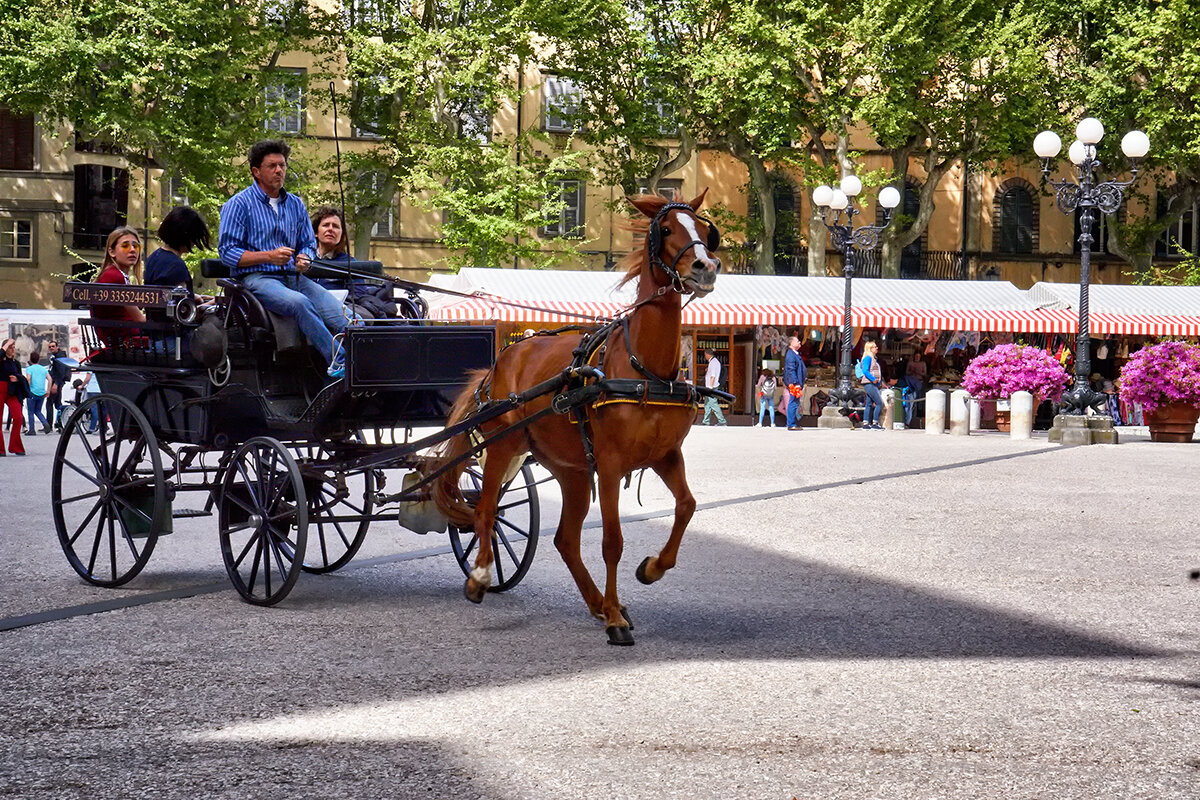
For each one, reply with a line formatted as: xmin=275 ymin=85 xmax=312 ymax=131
xmin=1076 ymin=117 xmax=1104 ymax=145
xmin=829 ymin=189 xmax=849 ymax=210
xmin=1121 ymin=130 xmax=1150 ymax=159
xmin=878 ymin=186 xmax=901 ymax=209
xmin=840 ymin=175 xmax=863 ymax=197
xmin=812 ymin=184 xmax=834 ymax=207
xmin=1033 ymin=130 xmax=1062 ymax=159
xmin=1068 ymin=140 xmax=1088 ymax=166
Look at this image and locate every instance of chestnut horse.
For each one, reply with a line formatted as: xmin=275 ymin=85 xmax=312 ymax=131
xmin=432 ymin=191 xmax=722 ymax=645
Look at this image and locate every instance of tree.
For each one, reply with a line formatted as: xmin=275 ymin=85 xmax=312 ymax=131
xmin=336 ymin=0 xmax=585 ymax=269
xmin=853 ymin=0 xmax=1059 ymax=277
xmin=0 ymin=0 xmax=326 ymax=220
xmin=1071 ymin=0 xmax=1200 ymax=279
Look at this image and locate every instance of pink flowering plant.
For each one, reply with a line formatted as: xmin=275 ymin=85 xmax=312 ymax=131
xmin=1118 ymin=341 xmax=1200 ymax=413
xmin=960 ymin=343 xmax=1070 ymax=402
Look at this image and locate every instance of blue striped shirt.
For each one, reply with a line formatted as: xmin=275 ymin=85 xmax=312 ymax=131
xmin=217 ymin=181 xmax=317 ymax=277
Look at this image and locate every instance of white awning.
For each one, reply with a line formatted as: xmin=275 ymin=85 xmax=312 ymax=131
xmin=1029 ymin=282 xmax=1200 ymax=337
xmin=427 ymin=269 xmax=1075 ymax=332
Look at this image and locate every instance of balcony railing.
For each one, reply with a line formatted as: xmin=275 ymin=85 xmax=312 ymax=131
xmin=727 ymin=244 xmax=969 ymax=280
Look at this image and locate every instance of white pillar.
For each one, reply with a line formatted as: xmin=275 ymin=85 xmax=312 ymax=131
xmin=969 ymin=396 xmax=981 ymax=431
xmin=881 ymin=389 xmax=894 ymax=429
xmin=950 ymin=389 xmax=971 ymax=435
xmin=925 ymin=389 xmax=946 ymax=434
xmin=1010 ymin=391 xmax=1034 ymax=440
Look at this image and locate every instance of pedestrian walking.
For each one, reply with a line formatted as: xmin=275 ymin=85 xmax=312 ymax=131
xmin=755 ymin=368 xmax=778 ymax=427
xmin=783 ymin=336 xmax=807 ymax=430
xmin=859 ymin=340 xmax=885 ymax=430
xmin=47 ymin=339 xmax=71 ymax=431
xmin=0 ymin=339 xmax=26 ymax=455
xmin=22 ymin=350 xmax=51 ymax=435
xmin=701 ymin=348 xmax=727 ymax=426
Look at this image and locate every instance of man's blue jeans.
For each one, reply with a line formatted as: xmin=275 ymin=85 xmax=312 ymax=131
xmin=243 ymin=272 xmax=347 ymax=366
xmin=786 ymin=393 xmax=801 ymax=428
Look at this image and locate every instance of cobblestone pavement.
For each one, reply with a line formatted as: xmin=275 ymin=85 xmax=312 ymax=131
xmin=1 ymin=424 xmax=1197 ymax=799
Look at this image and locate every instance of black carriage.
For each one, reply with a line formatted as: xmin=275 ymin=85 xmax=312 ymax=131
xmin=51 ymin=261 xmax=541 ymax=605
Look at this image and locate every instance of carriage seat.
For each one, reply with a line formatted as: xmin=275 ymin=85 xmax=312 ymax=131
xmin=200 ymin=259 xmax=304 ymax=352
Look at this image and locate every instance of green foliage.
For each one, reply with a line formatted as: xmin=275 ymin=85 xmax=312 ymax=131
xmin=0 ymin=0 xmax=326 ymax=219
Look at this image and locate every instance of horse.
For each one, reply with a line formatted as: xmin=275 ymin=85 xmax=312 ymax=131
xmin=432 ymin=190 xmax=723 ymax=645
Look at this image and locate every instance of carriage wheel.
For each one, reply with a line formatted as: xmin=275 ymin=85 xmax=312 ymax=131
xmin=218 ymin=437 xmax=308 ymax=606
xmin=51 ymin=394 xmax=167 ymax=587
xmin=293 ymin=445 xmax=375 ymax=574
xmin=449 ymin=460 xmax=540 ymax=592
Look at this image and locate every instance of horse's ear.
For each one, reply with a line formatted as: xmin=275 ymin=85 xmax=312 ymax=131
xmin=627 ymin=193 xmax=665 ymax=219
xmin=686 ymin=187 xmax=710 ymax=211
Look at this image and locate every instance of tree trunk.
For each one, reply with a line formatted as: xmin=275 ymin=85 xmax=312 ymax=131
xmin=747 ymin=154 xmax=775 ymax=275
xmin=807 ymin=209 xmax=827 ymax=276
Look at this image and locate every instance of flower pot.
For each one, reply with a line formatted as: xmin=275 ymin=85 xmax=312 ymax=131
xmin=995 ymin=409 xmax=1011 ymax=432
xmin=1146 ymin=403 xmax=1200 ymax=443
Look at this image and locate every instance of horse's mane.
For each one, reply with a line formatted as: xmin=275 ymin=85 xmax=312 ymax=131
xmin=616 ymin=194 xmax=670 ymax=289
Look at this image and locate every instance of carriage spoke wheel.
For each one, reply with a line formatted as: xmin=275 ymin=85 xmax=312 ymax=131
xmin=449 ymin=461 xmax=540 ymax=592
xmin=293 ymin=445 xmax=375 ymax=574
xmin=218 ymin=437 xmax=307 ymax=606
xmin=51 ymin=394 xmax=167 ymax=587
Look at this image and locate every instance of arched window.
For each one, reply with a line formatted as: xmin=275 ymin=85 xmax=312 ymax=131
xmin=998 ymin=186 xmax=1033 ymax=253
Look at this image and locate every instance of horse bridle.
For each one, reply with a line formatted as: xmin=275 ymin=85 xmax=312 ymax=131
xmin=648 ymin=203 xmax=721 ymax=292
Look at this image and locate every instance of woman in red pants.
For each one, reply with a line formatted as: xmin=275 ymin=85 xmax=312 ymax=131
xmin=0 ymin=338 xmax=26 ymax=456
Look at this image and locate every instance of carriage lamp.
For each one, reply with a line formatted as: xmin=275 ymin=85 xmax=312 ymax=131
xmin=1036 ymin=117 xmax=1147 ymax=445
xmin=812 ymin=175 xmax=900 ymax=428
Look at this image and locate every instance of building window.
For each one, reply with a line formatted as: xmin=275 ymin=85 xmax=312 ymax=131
xmin=161 ymin=175 xmax=189 ymax=215
xmin=1073 ymin=206 xmax=1108 ymax=254
xmin=541 ymin=180 xmax=585 ymax=238
xmin=0 ymin=219 xmax=32 ymax=261
xmin=1156 ymin=192 xmax=1197 ymax=256
xmin=998 ymin=186 xmax=1034 ymax=254
xmin=457 ymin=100 xmax=491 ymax=144
xmin=0 ymin=108 xmax=34 ymax=171
xmin=359 ymin=171 xmax=394 ymax=237
xmin=352 ymin=75 xmax=387 ymax=139
xmin=637 ymin=179 xmax=683 ymax=201
xmin=265 ymin=69 xmax=306 ymax=134
xmin=542 ymin=75 xmax=579 ymax=133
xmin=73 ymin=165 xmax=129 ymax=250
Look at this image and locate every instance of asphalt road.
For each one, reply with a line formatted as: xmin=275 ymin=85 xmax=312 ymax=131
xmin=1 ymin=424 xmax=1198 ymax=799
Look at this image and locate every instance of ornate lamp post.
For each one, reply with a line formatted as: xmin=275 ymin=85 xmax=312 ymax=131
xmin=1035 ymin=118 xmax=1148 ymax=445
xmin=812 ymin=175 xmax=901 ymax=427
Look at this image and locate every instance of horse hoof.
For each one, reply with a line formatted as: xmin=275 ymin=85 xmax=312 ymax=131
xmin=620 ymin=605 xmax=634 ymax=630
xmin=635 ymin=556 xmax=655 ymax=585
xmin=606 ymin=625 xmax=635 ymax=646
xmin=463 ymin=578 xmax=486 ymax=604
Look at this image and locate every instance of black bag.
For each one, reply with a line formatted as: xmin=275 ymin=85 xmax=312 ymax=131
xmin=10 ymin=374 xmax=29 ymax=400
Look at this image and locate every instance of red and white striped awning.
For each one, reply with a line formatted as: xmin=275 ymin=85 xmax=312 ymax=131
xmin=426 ymin=270 xmax=1078 ymax=333
xmin=1028 ymin=283 xmax=1200 ymax=337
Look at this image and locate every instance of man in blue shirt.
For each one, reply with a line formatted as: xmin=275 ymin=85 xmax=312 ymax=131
xmin=218 ymin=140 xmax=348 ymax=376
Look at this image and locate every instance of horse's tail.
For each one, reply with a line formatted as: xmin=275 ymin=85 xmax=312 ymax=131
xmin=431 ymin=368 xmax=491 ymax=528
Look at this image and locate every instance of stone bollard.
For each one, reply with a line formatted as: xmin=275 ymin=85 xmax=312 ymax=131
xmin=950 ymin=389 xmax=971 ymax=435
xmin=1010 ymin=391 xmax=1034 ymax=440
xmin=881 ymin=390 xmax=895 ymax=429
xmin=969 ymin=396 xmax=981 ymax=431
xmin=925 ymin=388 xmax=946 ymax=434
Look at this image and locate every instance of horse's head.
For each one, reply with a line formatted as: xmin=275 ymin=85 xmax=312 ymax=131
xmin=628 ymin=189 xmax=721 ymax=297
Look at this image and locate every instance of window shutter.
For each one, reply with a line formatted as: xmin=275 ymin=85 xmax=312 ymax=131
xmin=0 ymin=108 xmax=34 ymax=170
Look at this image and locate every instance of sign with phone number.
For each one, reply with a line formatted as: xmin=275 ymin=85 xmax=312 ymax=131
xmin=62 ymin=283 xmax=172 ymax=307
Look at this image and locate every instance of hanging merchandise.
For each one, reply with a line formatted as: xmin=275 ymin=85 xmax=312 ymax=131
xmin=944 ymin=330 xmax=980 ymax=354
xmin=756 ymin=325 xmax=788 ymax=356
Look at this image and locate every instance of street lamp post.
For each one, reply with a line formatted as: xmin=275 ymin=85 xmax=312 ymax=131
xmin=812 ymin=175 xmax=901 ymax=428
xmin=1035 ymin=118 xmax=1148 ymax=445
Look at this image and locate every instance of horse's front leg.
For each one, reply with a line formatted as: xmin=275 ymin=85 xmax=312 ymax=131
xmin=596 ymin=468 xmax=634 ymax=646
xmin=636 ymin=448 xmax=695 ymax=585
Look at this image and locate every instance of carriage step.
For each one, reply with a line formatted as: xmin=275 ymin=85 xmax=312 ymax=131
xmin=172 ymin=508 xmax=210 ymax=519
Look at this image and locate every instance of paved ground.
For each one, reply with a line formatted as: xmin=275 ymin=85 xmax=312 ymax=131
xmin=1 ymin=423 xmax=1198 ymax=799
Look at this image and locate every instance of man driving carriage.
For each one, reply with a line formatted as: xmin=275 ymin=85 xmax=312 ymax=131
xmin=217 ymin=139 xmax=349 ymax=378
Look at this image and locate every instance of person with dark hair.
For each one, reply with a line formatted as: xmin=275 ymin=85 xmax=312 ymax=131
xmin=145 ymin=205 xmax=214 ymax=323
xmin=46 ymin=339 xmax=71 ymax=431
xmin=310 ymin=206 xmax=397 ymax=319
xmin=217 ymin=139 xmax=349 ymax=377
